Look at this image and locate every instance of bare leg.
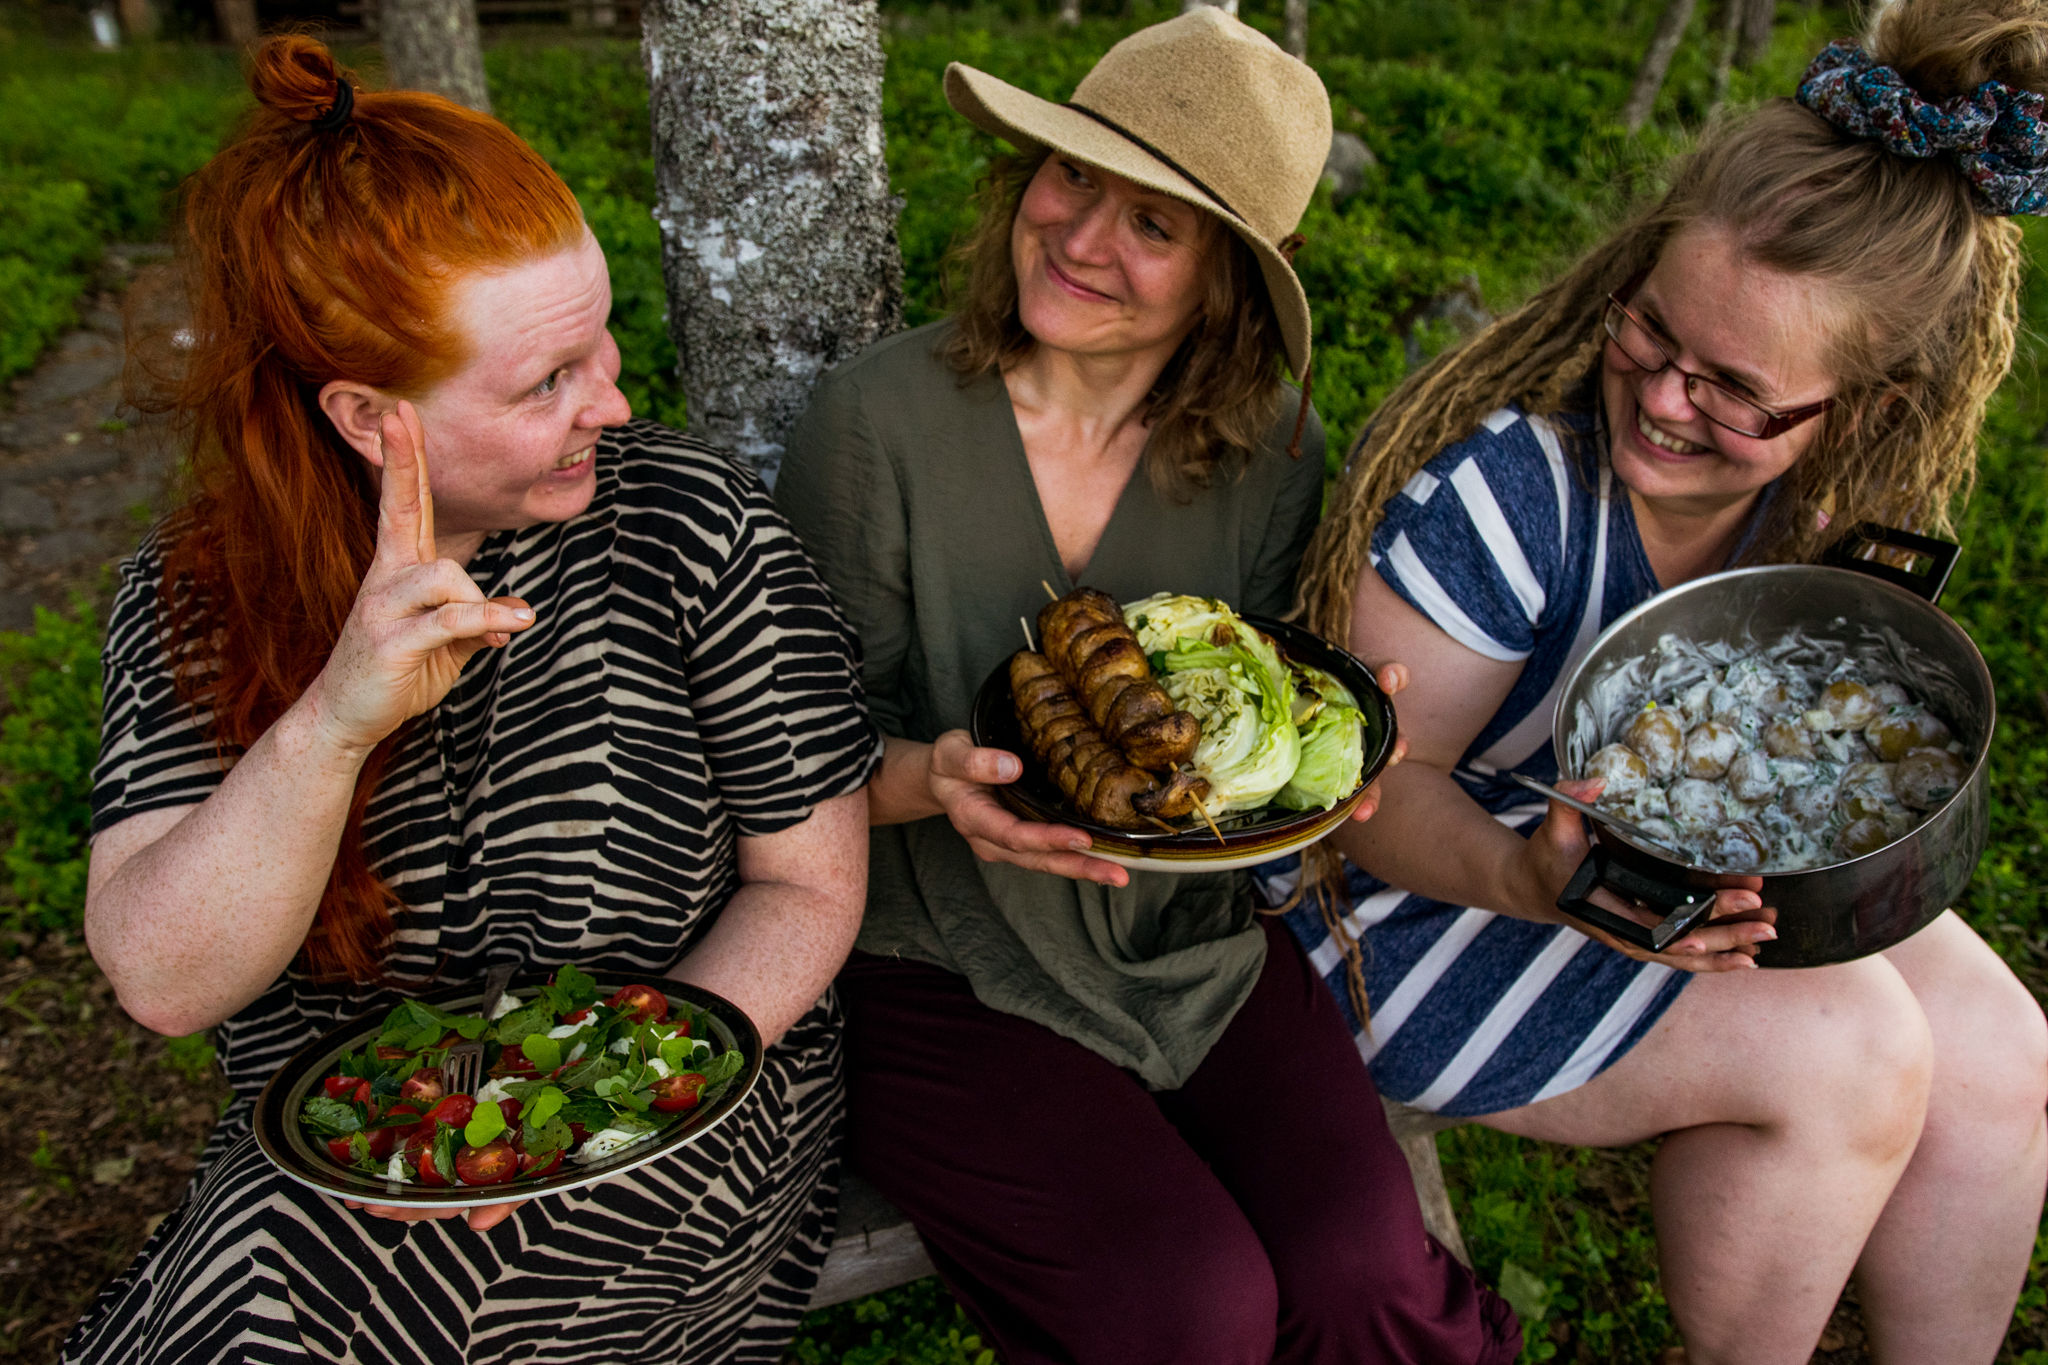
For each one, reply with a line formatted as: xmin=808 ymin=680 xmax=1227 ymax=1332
xmin=1854 ymin=912 xmax=2048 ymax=1363
xmin=1475 ymin=955 xmax=1932 ymax=1365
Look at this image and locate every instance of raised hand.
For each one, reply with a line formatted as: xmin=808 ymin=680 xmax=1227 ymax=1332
xmin=304 ymin=401 xmax=537 ymax=757
xmin=1523 ymin=776 xmax=1775 ymax=971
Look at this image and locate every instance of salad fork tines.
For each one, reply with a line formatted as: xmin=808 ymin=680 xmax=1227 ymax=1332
xmin=444 ymin=962 xmax=515 ymax=1097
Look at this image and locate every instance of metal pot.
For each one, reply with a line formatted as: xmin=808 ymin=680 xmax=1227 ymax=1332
xmin=1550 ymin=526 xmax=1993 ymax=968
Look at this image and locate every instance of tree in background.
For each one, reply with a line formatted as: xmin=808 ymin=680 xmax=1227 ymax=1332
xmin=1283 ymin=0 xmax=1308 ymax=58
xmin=640 ymin=0 xmax=903 ymax=483
xmin=380 ymin=0 xmax=492 ymax=113
xmin=213 ymin=0 xmax=258 ymax=46
xmin=1622 ymin=0 xmax=1698 ymax=129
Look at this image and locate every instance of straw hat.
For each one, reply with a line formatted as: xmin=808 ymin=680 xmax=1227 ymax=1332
xmin=945 ymin=7 xmax=1332 ymax=379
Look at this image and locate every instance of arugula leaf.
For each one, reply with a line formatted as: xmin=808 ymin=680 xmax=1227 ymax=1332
xmin=698 ymin=1049 xmax=746 ymax=1089
xmin=536 ymin=963 xmax=601 ymax=1019
xmin=444 ymin=1011 xmax=491 ymax=1041
xmin=300 ymin=1096 xmax=364 ymax=1137
xmin=557 ymin=1056 xmax=621 ymax=1090
xmin=377 ymin=999 xmax=444 ymax=1050
xmin=556 ymin=1095 xmax=614 ymax=1132
xmin=464 ymin=1100 xmax=507 ymax=1148
xmin=657 ymin=1036 xmax=694 ymax=1072
xmin=522 ymin=1115 xmax=573 ymax=1161
xmin=346 ymin=1131 xmax=374 ymax=1167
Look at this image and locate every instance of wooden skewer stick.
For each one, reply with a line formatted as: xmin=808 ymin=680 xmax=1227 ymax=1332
xmin=1141 ymin=814 xmax=1180 ymax=835
xmin=1041 ymin=579 xmax=1059 ymax=602
xmin=1020 ymin=616 xmax=1035 ymax=652
xmin=1192 ymin=788 xmax=1227 ymax=845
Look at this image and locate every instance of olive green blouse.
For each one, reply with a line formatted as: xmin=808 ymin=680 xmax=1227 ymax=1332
xmin=776 ymin=322 xmax=1326 ymax=1089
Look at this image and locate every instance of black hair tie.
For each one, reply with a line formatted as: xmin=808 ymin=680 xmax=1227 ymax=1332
xmin=311 ymin=81 xmax=355 ymax=133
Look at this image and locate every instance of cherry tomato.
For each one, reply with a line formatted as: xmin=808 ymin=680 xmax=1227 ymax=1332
xmin=493 ymin=1042 xmax=538 ymax=1078
xmin=497 ymin=1098 xmax=522 ymax=1128
xmin=398 ymin=1068 xmax=446 ymax=1108
xmin=567 ymin=1122 xmax=591 ymax=1148
xmin=606 ymin=985 xmax=669 ymax=1025
xmin=321 ymin=1076 xmax=371 ymax=1105
xmin=414 ymin=1141 xmax=451 ymax=1188
xmin=420 ymin=1094 xmax=476 ymax=1130
xmin=324 ymin=1134 xmax=359 ymax=1165
xmin=454 ymin=1139 xmax=520 ymax=1186
xmin=650 ymin=1073 xmax=706 ymax=1113
xmin=519 ymin=1148 xmax=562 ymax=1179
xmin=562 ymin=1006 xmax=591 ymax=1025
xmin=366 ymin=1105 xmax=421 ymax=1160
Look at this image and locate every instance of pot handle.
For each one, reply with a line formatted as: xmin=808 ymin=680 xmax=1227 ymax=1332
xmin=1556 ymin=845 xmax=1719 ymax=953
xmin=1821 ymin=522 xmax=1960 ymax=605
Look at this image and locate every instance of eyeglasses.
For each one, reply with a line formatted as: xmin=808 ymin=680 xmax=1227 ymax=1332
xmin=1602 ymin=294 xmax=1834 ymax=441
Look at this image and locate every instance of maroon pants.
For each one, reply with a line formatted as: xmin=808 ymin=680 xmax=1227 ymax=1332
xmin=840 ymin=918 xmax=1521 ymax=1365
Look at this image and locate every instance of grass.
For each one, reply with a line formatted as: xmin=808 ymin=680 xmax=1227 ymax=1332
xmin=0 ymin=1 xmax=2043 ymax=1361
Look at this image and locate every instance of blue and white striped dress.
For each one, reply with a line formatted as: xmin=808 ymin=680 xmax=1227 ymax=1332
xmin=1269 ymin=405 xmax=1688 ymax=1117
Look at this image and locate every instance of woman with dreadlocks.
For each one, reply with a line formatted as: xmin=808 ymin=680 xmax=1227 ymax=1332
xmin=1273 ymin=1 xmax=2048 ymax=1358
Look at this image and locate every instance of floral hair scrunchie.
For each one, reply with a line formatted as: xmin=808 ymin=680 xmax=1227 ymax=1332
xmin=1797 ymin=39 xmax=2048 ymax=215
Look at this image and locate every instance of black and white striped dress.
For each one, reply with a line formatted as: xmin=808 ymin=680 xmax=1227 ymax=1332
xmin=61 ymin=421 xmax=882 ymax=1365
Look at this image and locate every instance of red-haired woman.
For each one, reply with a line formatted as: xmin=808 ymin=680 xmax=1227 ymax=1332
xmin=61 ymin=38 xmax=877 ymax=1365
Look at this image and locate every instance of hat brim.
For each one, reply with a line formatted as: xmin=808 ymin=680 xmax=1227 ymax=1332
xmin=945 ymin=63 xmax=1312 ymax=381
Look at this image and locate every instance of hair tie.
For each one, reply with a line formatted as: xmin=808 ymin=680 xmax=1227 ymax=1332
xmin=311 ymin=80 xmax=355 ymax=133
xmin=1796 ymin=40 xmax=2048 ymax=216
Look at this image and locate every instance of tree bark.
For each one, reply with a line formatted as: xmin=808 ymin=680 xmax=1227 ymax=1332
xmin=1283 ymin=0 xmax=1307 ymax=59
xmin=1710 ymin=0 xmax=1743 ymax=114
xmin=1182 ymin=0 xmax=1239 ymax=15
xmin=641 ymin=0 xmax=904 ymax=484
xmin=380 ymin=0 xmax=492 ymax=114
xmin=1057 ymin=0 xmax=1081 ymax=27
xmin=1735 ymin=0 xmax=1774 ymax=67
xmin=117 ymin=0 xmax=158 ymax=41
xmin=213 ymin=0 xmax=259 ymax=46
xmin=1621 ymin=0 xmax=1698 ymax=131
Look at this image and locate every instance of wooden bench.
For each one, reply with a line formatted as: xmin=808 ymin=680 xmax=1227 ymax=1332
xmin=809 ymin=1099 xmax=1465 ymax=1310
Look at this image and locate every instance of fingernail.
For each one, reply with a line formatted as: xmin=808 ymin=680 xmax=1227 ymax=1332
xmin=1759 ymin=926 xmax=1777 ymax=941
xmin=996 ymin=755 xmax=1019 ymax=781
xmin=513 ymin=607 xmax=535 ymax=622
xmin=1070 ymin=837 xmax=1092 ymax=852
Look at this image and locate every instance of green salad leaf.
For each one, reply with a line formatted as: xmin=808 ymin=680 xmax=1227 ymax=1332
xmin=300 ymin=1096 xmax=364 ymax=1137
xmin=518 ymin=1030 xmax=563 ymax=1073
xmin=463 ymin=1099 xmax=507 ymax=1148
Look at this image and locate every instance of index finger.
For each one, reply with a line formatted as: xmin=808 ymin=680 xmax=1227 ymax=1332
xmin=396 ymin=400 xmax=435 ymax=563
xmin=375 ymin=410 xmax=429 ymax=569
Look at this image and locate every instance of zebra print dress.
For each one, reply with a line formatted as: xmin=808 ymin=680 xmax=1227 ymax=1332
xmin=61 ymin=421 xmax=882 ymax=1365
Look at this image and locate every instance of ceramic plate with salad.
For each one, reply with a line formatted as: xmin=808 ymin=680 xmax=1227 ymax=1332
xmin=253 ymin=966 xmax=762 ymax=1210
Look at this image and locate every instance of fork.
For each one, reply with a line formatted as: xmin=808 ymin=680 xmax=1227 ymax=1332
xmin=444 ymin=962 xmax=516 ymax=1096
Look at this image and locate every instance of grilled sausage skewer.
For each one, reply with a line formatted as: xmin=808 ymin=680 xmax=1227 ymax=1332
xmin=1036 ymin=590 xmax=1200 ymax=771
xmin=1010 ymin=650 xmax=1164 ymax=828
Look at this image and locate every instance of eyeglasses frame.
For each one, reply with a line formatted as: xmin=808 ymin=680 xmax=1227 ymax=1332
xmin=1602 ymin=291 xmax=1835 ymax=441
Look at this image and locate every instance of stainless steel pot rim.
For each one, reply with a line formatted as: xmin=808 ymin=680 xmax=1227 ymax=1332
xmin=1555 ymin=561 xmax=1995 ymax=880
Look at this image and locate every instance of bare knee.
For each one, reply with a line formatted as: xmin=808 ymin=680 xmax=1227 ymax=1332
xmin=1776 ymin=964 xmax=1933 ymax=1163
xmin=1928 ymin=953 xmax=2048 ymax=1135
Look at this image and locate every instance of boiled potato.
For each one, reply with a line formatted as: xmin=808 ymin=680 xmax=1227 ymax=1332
xmin=1894 ymin=747 xmax=1967 ymax=811
xmin=1586 ymin=743 xmax=1651 ymax=802
xmin=1682 ymin=721 xmax=1743 ymax=779
xmin=1668 ymin=777 xmax=1729 ymax=831
xmin=1763 ymin=720 xmax=1816 ymax=759
xmin=1726 ymin=750 xmax=1778 ymax=802
xmin=1865 ymin=707 xmax=1953 ymax=762
xmin=1703 ymin=819 xmax=1771 ymax=872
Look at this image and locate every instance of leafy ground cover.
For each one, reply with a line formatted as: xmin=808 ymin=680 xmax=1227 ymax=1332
xmin=1 ymin=1 xmax=2045 ymax=1361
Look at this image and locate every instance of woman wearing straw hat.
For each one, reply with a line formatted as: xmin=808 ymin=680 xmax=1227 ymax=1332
xmin=777 ymin=11 xmax=1520 ymax=1362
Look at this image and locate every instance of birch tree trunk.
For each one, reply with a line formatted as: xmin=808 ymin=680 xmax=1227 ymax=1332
xmin=1621 ymin=0 xmax=1698 ymax=131
xmin=213 ymin=0 xmax=258 ymax=46
xmin=380 ymin=0 xmax=492 ymax=114
xmin=642 ymin=0 xmax=904 ymax=483
xmin=1283 ymin=0 xmax=1308 ymax=59
xmin=1057 ymin=0 xmax=1081 ymax=27
xmin=1710 ymin=0 xmax=1743 ymax=114
xmin=1182 ymin=0 xmax=1239 ymax=15
xmin=1735 ymin=0 xmax=1774 ymax=66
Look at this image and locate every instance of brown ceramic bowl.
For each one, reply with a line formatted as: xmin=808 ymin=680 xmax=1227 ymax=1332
xmin=968 ymin=615 xmax=1397 ymax=872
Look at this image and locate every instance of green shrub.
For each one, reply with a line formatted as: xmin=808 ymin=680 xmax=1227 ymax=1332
xmin=0 ymin=596 xmax=105 ymax=938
